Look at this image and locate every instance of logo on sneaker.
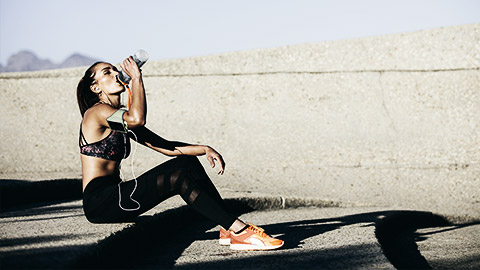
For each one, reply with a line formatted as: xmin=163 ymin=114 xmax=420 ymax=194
xmin=249 ymin=237 xmax=266 ymax=247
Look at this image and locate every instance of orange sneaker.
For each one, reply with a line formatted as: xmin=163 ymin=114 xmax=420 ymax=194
xmin=219 ymin=227 xmax=230 ymax=245
xmin=229 ymin=224 xmax=284 ymax=250
xmin=219 ymin=223 xmax=263 ymax=245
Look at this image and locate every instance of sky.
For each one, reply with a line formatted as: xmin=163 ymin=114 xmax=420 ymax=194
xmin=0 ymin=0 xmax=479 ymax=65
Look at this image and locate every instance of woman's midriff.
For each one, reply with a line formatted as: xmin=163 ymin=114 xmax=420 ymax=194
xmin=81 ymin=154 xmax=120 ymax=191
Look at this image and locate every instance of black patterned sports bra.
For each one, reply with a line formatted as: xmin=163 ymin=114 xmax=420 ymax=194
xmin=79 ymin=125 xmax=130 ymax=161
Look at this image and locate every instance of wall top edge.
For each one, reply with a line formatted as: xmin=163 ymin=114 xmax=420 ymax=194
xmin=1 ymin=23 xmax=478 ymax=80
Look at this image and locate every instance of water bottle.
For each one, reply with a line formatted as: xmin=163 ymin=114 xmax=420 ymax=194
xmin=118 ymin=49 xmax=149 ymax=84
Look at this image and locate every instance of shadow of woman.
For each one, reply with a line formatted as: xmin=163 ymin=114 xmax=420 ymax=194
xmin=256 ymin=211 xmax=385 ymax=250
xmin=71 ymin=200 xmax=479 ymax=270
xmin=201 ymin=209 xmax=479 ymax=269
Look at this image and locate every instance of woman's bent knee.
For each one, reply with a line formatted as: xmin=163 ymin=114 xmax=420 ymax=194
xmin=176 ymin=155 xmax=200 ymax=169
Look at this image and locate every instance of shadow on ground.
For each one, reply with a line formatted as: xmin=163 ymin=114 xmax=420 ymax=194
xmin=1 ymin=180 xmax=479 ymax=269
xmin=71 ymin=202 xmax=478 ymax=270
xmin=0 ymin=179 xmax=82 ymax=212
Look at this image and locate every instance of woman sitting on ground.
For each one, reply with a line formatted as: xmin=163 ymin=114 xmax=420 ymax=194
xmin=76 ymin=56 xmax=283 ymax=250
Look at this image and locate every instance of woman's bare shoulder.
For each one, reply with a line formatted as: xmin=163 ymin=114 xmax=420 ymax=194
xmin=82 ymin=104 xmax=116 ymax=128
xmin=84 ymin=104 xmax=116 ymax=120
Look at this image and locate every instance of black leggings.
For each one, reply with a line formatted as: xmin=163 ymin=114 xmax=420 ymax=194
xmin=83 ymin=155 xmax=237 ymax=228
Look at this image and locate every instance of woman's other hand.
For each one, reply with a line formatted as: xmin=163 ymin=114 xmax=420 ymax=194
xmin=205 ymin=146 xmax=225 ymax=175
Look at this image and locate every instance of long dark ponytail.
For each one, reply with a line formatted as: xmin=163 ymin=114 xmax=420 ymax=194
xmin=77 ymin=62 xmax=104 ymax=117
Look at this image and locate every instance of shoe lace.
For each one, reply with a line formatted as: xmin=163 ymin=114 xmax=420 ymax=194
xmin=248 ymin=223 xmax=265 ymax=232
xmin=248 ymin=225 xmax=267 ymax=238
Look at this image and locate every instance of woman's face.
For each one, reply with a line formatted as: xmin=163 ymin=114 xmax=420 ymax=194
xmin=91 ymin=63 xmax=124 ymax=95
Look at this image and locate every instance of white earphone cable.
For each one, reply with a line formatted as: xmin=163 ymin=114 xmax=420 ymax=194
xmin=118 ymin=129 xmax=140 ymax=211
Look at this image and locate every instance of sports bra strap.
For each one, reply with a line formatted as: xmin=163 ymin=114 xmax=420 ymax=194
xmin=79 ymin=123 xmax=88 ymax=147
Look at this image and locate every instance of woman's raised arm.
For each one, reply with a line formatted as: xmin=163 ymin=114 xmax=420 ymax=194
xmin=120 ymin=57 xmax=146 ymax=128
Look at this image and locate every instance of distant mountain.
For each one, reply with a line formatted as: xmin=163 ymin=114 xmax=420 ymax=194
xmin=3 ymin=51 xmax=55 ymax=72
xmin=1 ymin=50 xmax=99 ymax=72
xmin=58 ymin=53 xmax=99 ymax=69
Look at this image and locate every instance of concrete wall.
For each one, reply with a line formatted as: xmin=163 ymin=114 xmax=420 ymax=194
xmin=1 ymin=23 xmax=479 ymax=216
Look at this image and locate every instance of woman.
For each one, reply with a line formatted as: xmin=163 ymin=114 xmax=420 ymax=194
xmin=77 ymin=57 xmax=283 ymax=250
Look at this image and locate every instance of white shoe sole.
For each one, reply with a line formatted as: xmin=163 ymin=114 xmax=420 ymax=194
xmin=229 ymin=242 xmax=284 ymax=251
xmin=219 ymin=238 xmax=230 ymax=245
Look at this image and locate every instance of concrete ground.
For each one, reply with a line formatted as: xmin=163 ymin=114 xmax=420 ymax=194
xmin=1 ymin=183 xmax=479 ymax=270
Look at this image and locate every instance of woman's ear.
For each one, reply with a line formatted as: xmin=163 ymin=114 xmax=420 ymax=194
xmin=90 ymin=84 xmax=101 ymax=94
